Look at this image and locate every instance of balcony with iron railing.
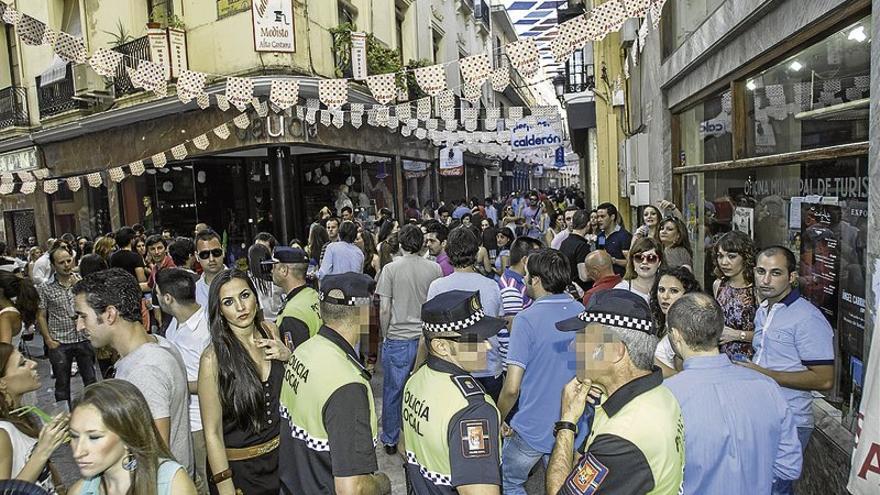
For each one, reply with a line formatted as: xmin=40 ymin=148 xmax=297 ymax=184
xmin=113 ymin=36 xmax=152 ymax=97
xmin=35 ymin=63 xmax=88 ymax=119
xmin=0 ymin=86 xmax=29 ymax=129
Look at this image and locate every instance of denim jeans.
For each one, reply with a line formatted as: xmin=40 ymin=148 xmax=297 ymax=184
xmin=380 ymin=338 xmax=419 ymax=446
xmin=48 ymin=340 xmax=98 ymax=403
xmin=502 ymin=430 xmax=548 ymax=495
xmin=771 ymin=426 xmax=813 ymax=495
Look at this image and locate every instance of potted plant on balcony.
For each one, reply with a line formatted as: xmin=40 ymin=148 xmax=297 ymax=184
xmin=103 ymin=20 xmax=134 ymax=48
xmin=147 ymin=10 xmax=163 ymax=30
xmin=330 ymin=23 xmax=404 ymax=90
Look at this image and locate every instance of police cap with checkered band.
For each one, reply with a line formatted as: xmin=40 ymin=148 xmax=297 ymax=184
xmin=421 ymin=290 xmax=507 ymax=340
xmin=319 ymin=272 xmax=376 ymax=306
xmin=555 ymin=288 xmax=657 ymax=335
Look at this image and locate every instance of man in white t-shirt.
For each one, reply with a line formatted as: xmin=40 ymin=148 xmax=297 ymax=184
xmin=73 ymin=268 xmax=194 ymax=477
xmin=156 ymin=268 xmax=212 ymax=494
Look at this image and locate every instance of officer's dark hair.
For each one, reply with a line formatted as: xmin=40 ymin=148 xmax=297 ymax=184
xmin=155 ymin=268 xmax=197 ymax=305
xmin=207 ymin=269 xmax=271 ymax=433
xmin=446 ymin=227 xmax=478 ymax=268
xmin=757 ymin=245 xmax=797 ymax=274
xmin=195 ymin=229 xmax=221 ymax=247
xmin=398 ymin=224 xmax=424 ymax=254
xmin=115 ymin=227 xmax=137 ymax=249
xmin=78 ymin=254 xmax=108 ymax=278
xmin=526 ymin=249 xmax=571 ymax=294
xmin=425 ymin=221 xmax=449 ymax=243
xmin=666 ymin=293 xmax=724 ymax=352
xmin=144 ymin=234 xmax=165 ymax=249
xmin=168 ymin=237 xmax=195 ymax=266
xmin=509 ymin=237 xmax=542 ymax=266
xmin=255 ymin=232 xmax=277 ymax=251
xmin=341 ymin=206 xmax=353 ymax=216
xmin=570 ymin=209 xmax=590 ymax=231
xmin=72 ymin=268 xmax=142 ymax=323
xmin=339 ymin=221 xmax=358 ymax=243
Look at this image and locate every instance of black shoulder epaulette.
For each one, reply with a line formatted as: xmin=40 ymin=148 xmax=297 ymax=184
xmin=451 ymin=375 xmax=485 ymax=399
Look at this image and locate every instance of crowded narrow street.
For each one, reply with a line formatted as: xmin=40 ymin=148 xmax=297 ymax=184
xmin=0 ymin=0 xmax=877 ymax=494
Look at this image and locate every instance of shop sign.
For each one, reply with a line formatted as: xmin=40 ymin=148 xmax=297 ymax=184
xmin=744 ymin=176 xmax=869 ymax=200
xmin=218 ymin=0 xmax=251 ymax=18
xmin=236 ymin=110 xmax=308 ymax=141
xmin=147 ymin=28 xmax=171 ymax=80
xmin=439 ymin=146 xmax=463 ymax=176
xmin=351 ymin=32 xmax=368 ymax=80
xmin=168 ymin=28 xmax=188 ymax=78
xmin=252 ymin=0 xmax=295 ymax=53
xmin=698 ymin=114 xmax=728 ymax=138
xmin=510 ymin=121 xmax=562 ymax=150
xmin=0 ymin=147 xmax=39 ymax=173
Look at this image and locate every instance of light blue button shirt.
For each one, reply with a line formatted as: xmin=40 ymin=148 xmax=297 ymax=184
xmin=317 ymin=241 xmax=364 ymax=281
xmin=752 ymin=289 xmax=834 ymax=427
xmin=665 ymin=354 xmax=802 ymax=495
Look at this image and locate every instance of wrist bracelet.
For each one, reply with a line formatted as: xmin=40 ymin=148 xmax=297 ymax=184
xmin=211 ymin=468 xmax=233 ymax=484
xmin=554 ymin=421 xmax=577 ymax=437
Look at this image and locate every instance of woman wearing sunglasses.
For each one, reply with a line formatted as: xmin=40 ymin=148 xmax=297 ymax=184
xmin=615 ymin=237 xmax=665 ymax=303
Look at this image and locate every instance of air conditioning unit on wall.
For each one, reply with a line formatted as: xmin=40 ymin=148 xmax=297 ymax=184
xmin=72 ymin=63 xmax=112 ymax=101
xmin=622 ymin=133 xmax=650 ymax=205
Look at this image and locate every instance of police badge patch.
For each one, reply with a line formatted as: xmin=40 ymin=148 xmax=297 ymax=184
xmin=565 ymin=452 xmax=608 ymax=494
xmin=459 ymin=419 xmax=490 ymax=458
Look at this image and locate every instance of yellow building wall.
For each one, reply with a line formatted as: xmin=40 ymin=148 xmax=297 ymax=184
xmin=592 ymin=28 xmax=631 ymax=223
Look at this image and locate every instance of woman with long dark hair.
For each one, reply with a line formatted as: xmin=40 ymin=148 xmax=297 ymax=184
xmin=0 ymin=343 xmax=65 ymax=492
xmin=712 ymin=230 xmax=758 ymax=361
xmin=493 ymin=227 xmax=514 ymax=276
xmin=355 ymin=228 xmax=380 ymax=280
xmin=649 ymin=267 xmax=703 ymax=377
xmin=198 ymin=270 xmax=290 ymax=495
xmin=0 ymin=273 xmax=39 ymax=345
xmin=305 ymin=226 xmax=329 ymax=270
xmin=68 ymin=379 xmax=196 ymax=494
xmin=658 ymin=217 xmax=694 ymax=270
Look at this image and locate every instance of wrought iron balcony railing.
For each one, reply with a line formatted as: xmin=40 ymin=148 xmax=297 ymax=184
xmin=36 ymin=63 xmax=88 ymax=118
xmin=113 ymin=36 xmax=152 ymax=97
xmin=0 ymin=86 xmax=29 ymax=128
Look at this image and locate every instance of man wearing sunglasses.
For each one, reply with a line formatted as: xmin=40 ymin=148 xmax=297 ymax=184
xmin=193 ymin=230 xmax=226 ymax=308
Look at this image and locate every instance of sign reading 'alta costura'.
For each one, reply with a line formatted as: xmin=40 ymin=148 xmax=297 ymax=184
xmin=510 ymin=120 xmax=562 ymax=150
xmin=252 ymin=0 xmax=295 ymax=53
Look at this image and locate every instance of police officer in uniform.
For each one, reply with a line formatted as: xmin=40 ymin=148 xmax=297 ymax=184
xmin=546 ymin=289 xmax=685 ymax=495
xmin=278 ymin=273 xmax=392 ymax=494
xmin=265 ymin=246 xmax=322 ymax=348
xmin=402 ymin=290 xmax=505 ymax=494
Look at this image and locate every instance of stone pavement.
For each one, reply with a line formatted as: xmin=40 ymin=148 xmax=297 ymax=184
xmin=19 ymin=335 xmax=544 ymax=493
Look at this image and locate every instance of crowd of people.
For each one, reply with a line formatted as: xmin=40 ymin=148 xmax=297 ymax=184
xmin=0 ymin=187 xmax=834 ymax=495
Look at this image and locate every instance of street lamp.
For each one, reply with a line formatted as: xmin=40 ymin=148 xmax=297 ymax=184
xmin=553 ymin=73 xmax=567 ymax=101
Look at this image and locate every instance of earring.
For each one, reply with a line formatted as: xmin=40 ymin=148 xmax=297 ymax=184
xmin=123 ymin=452 xmax=138 ymax=471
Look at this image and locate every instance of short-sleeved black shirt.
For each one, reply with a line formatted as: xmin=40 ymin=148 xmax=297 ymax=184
xmin=559 ymin=233 xmax=592 ymax=291
xmin=109 ymin=249 xmax=145 ymax=278
xmin=599 ymin=228 xmax=632 ymax=277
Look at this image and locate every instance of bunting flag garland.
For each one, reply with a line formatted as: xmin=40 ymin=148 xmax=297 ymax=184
xmin=387 ymin=115 xmax=399 ymax=130
xmin=436 ymin=90 xmax=455 ymax=113
xmin=171 ymin=144 xmax=188 ymax=161
xmin=375 ymin=106 xmax=389 ymax=126
xmin=0 ymin=4 xmax=6 ymax=21
xmin=89 ymin=48 xmax=123 ymax=78
xmin=414 ymin=128 xmax=427 ymax=140
xmin=16 ymin=171 xmax=32 ymax=182
xmin=43 ymin=179 xmax=58 ymax=194
xmin=624 ymin=0 xmax=652 ymax=17
xmin=85 ymin=172 xmax=103 ymax=188
xmin=233 ymin=113 xmax=251 ymax=129
xmin=41 ymin=28 xmax=57 ymax=48
xmin=491 ymin=64 xmax=510 ymax=92
xmin=192 ymin=134 xmax=210 ymax=150
xmin=414 ymin=64 xmax=447 ymax=96
xmin=225 ymin=77 xmax=254 ymax=111
xmin=416 ymin=97 xmax=431 ymax=121
xmin=320 ymin=110 xmax=331 ymax=127
xmin=509 ymin=107 xmax=524 ymax=121
xmin=127 ymin=60 xmax=167 ymax=97
xmin=54 ymin=31 xmax=88 ymax=63
xmin=151 ymin=152 xmax=168 ymax=168
xmin=395 ymin=103 xmax=411 ymax=121
xmin=459 ymin=53 xmax=491 ymax=85
xmin=19 ymin=181 xmax=35 ymax=194
xmin=0 ymin=182 xmax=14 ymax=195
xmin=177 ymin=70 xmax=207 ymax=104
xmin=485 ymin=108 xmax=500 ymax=131
xmin=196 ymin=93 xmax=211 ymax=109
xmin=212 ymin=122 xmax=230 ymax=140
xmin=296 ymin=106 xmax=305 ymax=121
xmin=129 ymin=160 xmax=146 ymax=176
xmin=253 ymin=98 xmax=269 ymax=118
xmin=589 ymin=0 xmax=628 ymax=39
xmin=109 ymin=167 xmax=126 ymax=182
xmin=400 ymin=125 xmax=411 ymax=137
xmin=33 ymin=169 xmax=49 ymax=180
xmin=550 ymin=30 xmax=573 ymax=65
xmin=332 ymin=110 xmax=344 ymax=128
xmin=17 ymin=15 xmax=46 ymax=46
xmin=426 ymin=119 xmax=438 ymax=131
xmin=463 ymin=108 xmax=478 ymax=132
xmin=366 ymin=72 xmax=397 ymax=105
xmin=651 ymin=0 xmax=668 ymax=27
xmin=1 ymin=6 xmax=20 ymax=26
xmin=66 ymin=176 xmax=82 ymax=192
xmin=366 ymin=108 xmax=377 ymax=127
xmin=505 ymin=39 xmax=541 ymax=80
xmin=462 ymin=82 xmax=482 ymax=103
xmin=350 ymin=103 xmax=364 ymax=128
xmin=318 ymin=79 xmax=349 ymax=109
xmin=215 ymin=93 xmax=231 ymax=111
xmin=270 ymin=79 xmax=299 ymax=109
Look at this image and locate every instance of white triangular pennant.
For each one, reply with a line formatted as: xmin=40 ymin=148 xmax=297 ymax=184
xmin=318 ymin=79 xmax=349 ymax=109
xmin=66 ymin=176 xmax=82 ymax=192
xmin=43 ymin=179 xmax=59 ymax=194
xmin=151 ymin=152 xmax=167 ymax=168
xmin=85 ymin=172 xmax=103 ymax=188
xmin=414 ymin=64 xmax=447 ymax=96
xmin=171 ymin=144 xmax=188 ymax=161
xmin=109 ymin=167 xmax=126 ymax=182
xmin=270 ymin=79 xmax=299 ymax=109
xmin=366 ymin=73 xmax=398 ymax=105
xmin=226 ymin=77 xmax=254 ymax=111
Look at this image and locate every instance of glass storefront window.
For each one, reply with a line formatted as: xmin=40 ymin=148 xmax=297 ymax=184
xmin=677 ymin=88 xmax=733 ymax=166
xmin=698 ymin=155 xmax=868 ymax=418
xmin=662 ymin=0 xmax=727 ymax=57
xmin=744 ymin=16 xmax=871 ymax=156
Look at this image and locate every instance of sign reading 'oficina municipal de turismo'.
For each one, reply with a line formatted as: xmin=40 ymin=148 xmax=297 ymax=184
xmin=510 ymin=121 xmax=562 ymax=150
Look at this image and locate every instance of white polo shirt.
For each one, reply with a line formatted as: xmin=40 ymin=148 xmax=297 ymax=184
xmin=165 ymin=306 xmax=211 ymax=432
